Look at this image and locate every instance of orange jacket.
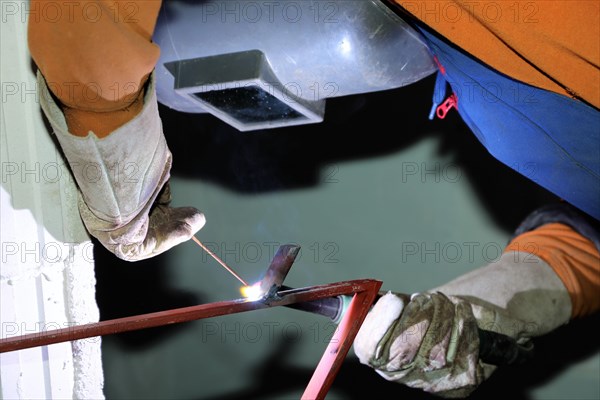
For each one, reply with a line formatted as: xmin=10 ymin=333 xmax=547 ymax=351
xmin=506 ymin=223 xmax=600 ymax=318
xmin=392 ymin=1 xmax=600 ymax=317
xmin=28 ymin=1 xmax=600 ymax=317
xmin=394 ymin=1 xmax=600 ymax=109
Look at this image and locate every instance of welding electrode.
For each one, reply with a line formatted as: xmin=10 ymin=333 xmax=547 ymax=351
xmin=192 ymin=236 xmax=249 ymax=286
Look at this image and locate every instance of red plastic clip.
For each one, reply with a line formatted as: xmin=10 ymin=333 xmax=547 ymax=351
xmin=436 ymin=93 xmax=458 ymax=119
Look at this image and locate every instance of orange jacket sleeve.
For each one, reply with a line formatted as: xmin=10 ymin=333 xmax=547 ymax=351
xmin=394 ymin=1 xmax=600 ymax=109
xmin=27 ymin=0 xmax=163 ymax=137
xmin=505 ymin=223 xmax=600 ymax=318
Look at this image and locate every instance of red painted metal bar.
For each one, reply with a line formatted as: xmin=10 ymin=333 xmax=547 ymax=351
xmin=302 ymin=280 xmax=381 ymax=400
xmin=0 ymin=279 xmax=380 ymax=352
xmin=0 ymin=278 xmax=382 ymax=399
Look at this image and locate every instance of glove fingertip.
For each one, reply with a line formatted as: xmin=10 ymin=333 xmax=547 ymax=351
xmin=187 ymin=210 xmax=206 ymax=234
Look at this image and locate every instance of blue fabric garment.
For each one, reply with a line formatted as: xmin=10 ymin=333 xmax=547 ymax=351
xmin=416 ymin=25 xmax=600 ymax=221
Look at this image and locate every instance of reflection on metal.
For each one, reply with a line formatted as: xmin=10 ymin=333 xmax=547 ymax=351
xmin=256 ymin=243 xmax=301 ymax=300
xmin=0 ymin=279 xmax=383 ymax=400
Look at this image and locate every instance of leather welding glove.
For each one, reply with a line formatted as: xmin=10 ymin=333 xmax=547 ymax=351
xmin=353 ymin=251 xmax=572 ymax=398
xmin=38 ymin=71 xmax=205 ymax=261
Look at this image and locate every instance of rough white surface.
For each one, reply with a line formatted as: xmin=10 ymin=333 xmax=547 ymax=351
xmin=65 ymin=251 xmax=104 ymax=400
xmin=1 ymin=8 xmax=104 ymax=400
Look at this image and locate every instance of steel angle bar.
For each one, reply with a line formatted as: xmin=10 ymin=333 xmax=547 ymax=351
xmin=0 ymin=279 xmax=382 ymax=399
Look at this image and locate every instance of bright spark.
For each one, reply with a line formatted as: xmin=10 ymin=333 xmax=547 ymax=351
xmin=240 ymin=282 xmax=264 ymax=301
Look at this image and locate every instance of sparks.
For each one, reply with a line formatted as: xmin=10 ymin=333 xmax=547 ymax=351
xmin=240 ymin=282 xmax=264 ymax=301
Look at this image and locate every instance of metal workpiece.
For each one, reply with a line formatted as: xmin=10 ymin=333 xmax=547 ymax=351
xmin=0 ymin=279 xmax=379 ymax=354
xmin=0 ymin=240 xmax=377 ymax=400
xmin=255 ymin=244 xmax=348 ymax=323
xmin=283 ymin=288 xmax=344 ymax=321
xmin=257 ymin=244 xmax=301 ymax=301
xmin=0 ymin=279 xmax=384 ymax=400
xmin=153 ymin=0 xmax=437 ymax=130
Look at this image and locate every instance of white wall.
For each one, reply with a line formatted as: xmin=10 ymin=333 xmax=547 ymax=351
xmin=1 ymin=6 xmax=104 ymax=399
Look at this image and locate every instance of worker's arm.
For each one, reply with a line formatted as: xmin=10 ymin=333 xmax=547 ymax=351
xmin=354 ymin=204 xmax=600 ymax=397
xmin=28 ymin=1 xmax=204 ymax=260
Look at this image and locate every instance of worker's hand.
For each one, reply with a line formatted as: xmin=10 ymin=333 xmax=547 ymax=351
xmin=354 ymin=291 xmax=504 ymax=397
xmin=38 ymin=71 xmax=205 ymax=261
xmin=354 ymin=251 xmax=572 ymax=398
xmin=79 ymin=176 xmax=206 ymax=262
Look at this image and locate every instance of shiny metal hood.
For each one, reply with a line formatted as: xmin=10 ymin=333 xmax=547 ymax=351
xmin=153 ymin=1 xmax=436 ymax=131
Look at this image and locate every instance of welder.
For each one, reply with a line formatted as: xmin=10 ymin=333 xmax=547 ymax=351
xmin=27 ymin=0 xmax=599 ymax=397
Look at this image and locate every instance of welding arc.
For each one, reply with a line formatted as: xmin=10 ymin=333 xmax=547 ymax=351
xmin=192 ymin=236 xmax=249 ymax=286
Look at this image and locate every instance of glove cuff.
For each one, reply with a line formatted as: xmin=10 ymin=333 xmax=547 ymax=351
xmin=432 ymin=252 xmax=572 ymax=338
xmin=38 ymin=70 xmax=171 ymax=227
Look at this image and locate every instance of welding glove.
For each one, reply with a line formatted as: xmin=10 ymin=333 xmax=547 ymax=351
xmin=353 ymin=251 xmax=572 ymax=398
xmin=38 ymin=72 xmax=205 ymax=261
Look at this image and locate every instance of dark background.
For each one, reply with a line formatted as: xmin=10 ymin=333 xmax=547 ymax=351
xmin=94 ymin=74 xmax=599 ymax=399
